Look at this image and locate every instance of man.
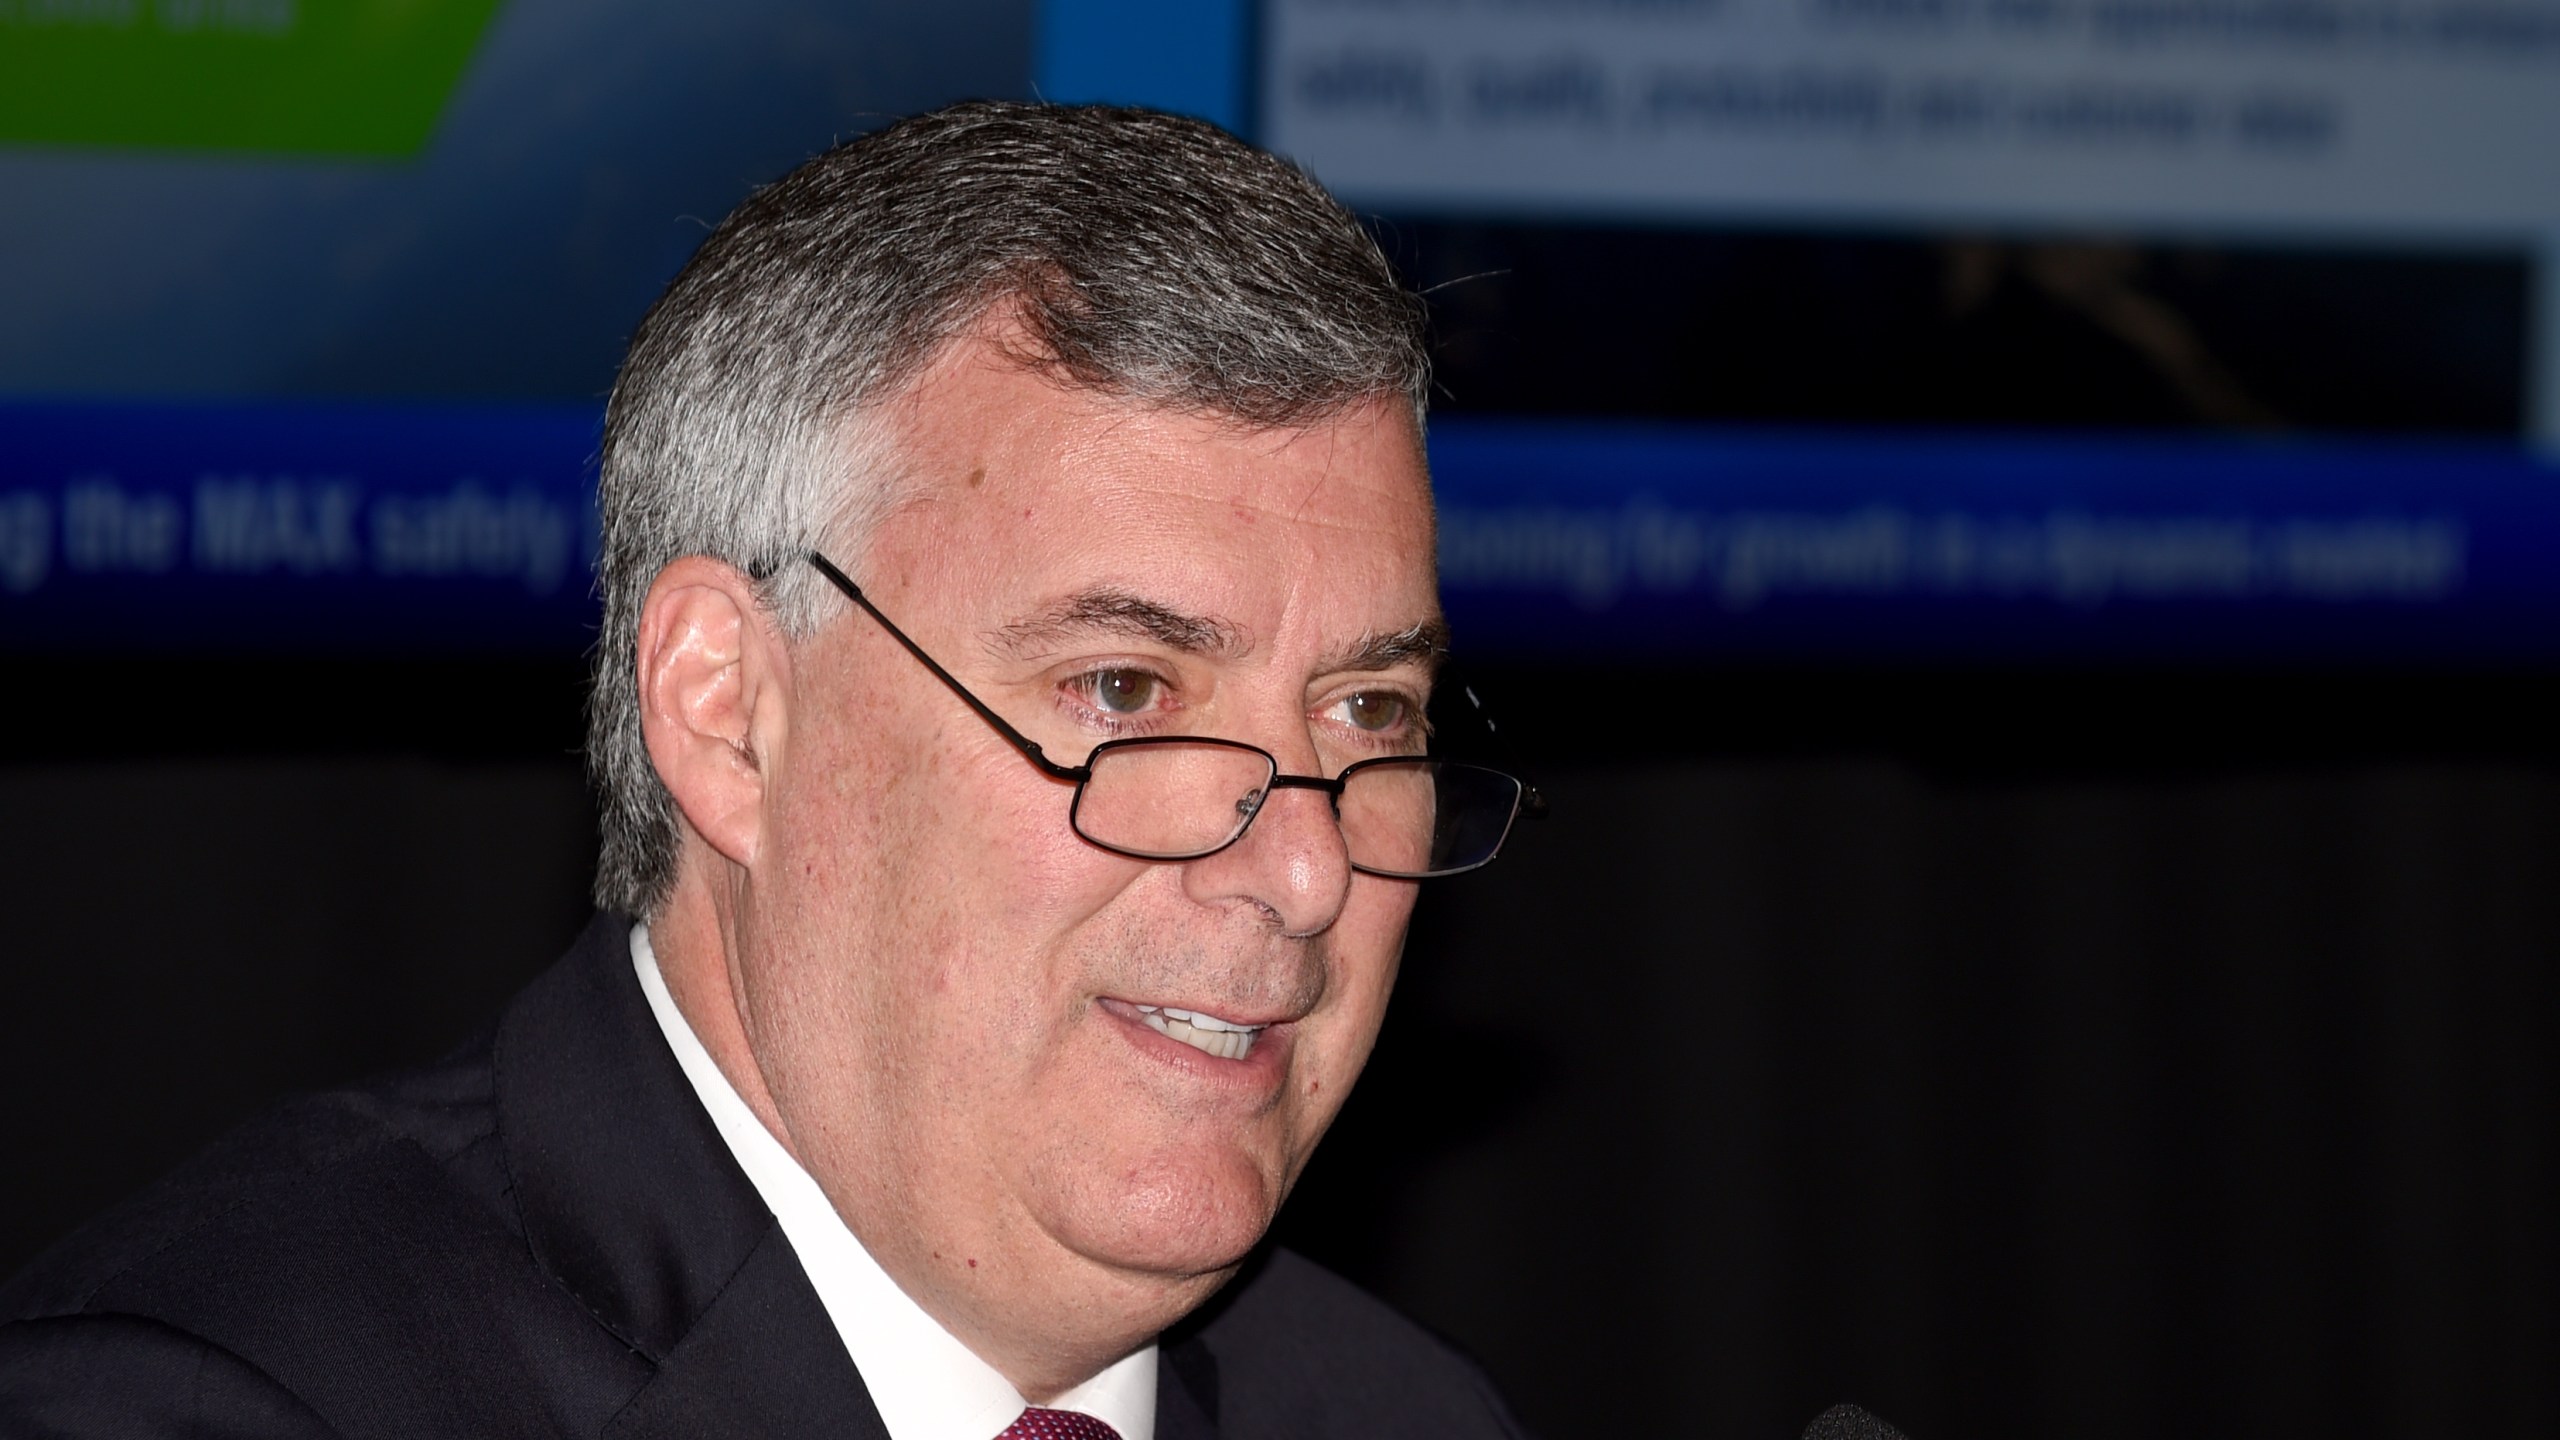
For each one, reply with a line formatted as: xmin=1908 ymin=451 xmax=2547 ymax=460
xmin=0 ymin=102 xmax=1538 ymax=1437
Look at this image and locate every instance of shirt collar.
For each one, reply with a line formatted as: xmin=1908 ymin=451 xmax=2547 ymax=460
xmin=632 ymin=923 xmax=1158 ymax=1440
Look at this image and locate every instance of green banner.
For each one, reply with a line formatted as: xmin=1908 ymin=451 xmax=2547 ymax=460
xmin=0 ymin=0 xmax=505 ymax=158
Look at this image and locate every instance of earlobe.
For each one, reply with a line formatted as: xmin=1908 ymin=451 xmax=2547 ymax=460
xmin=635 ymin=557 xmax=789 ymax=871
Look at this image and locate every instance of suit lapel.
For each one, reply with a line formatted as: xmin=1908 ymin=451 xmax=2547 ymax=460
xmin=496 ymin=914 xmax=887 ymax=1435
xmin=1155 ymin=1330 xmax=1223 ymax=1440
xmin=602 ymin=1227 xmax=888 ymax=1440
xmin=498 ymin=917 xmax=1217 ymax=1440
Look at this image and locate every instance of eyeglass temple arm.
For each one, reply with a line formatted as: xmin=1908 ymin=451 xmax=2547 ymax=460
xmin=805 ymin=552 xmax=1089 ymax=783
xmin=1452 ymin=681 xmax=1549 ymax=820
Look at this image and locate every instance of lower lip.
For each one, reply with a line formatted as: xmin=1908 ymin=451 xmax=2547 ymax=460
xmin=1097 ymin=998 xmax=1294 ymax=1090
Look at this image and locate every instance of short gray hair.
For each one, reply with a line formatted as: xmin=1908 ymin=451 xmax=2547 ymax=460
xmin=589 ymin=100 xmax=1432 ymax=917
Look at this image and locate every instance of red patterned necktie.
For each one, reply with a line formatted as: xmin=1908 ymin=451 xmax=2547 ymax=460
xmin=993 ymin=1408 xmax=1124 ymax=1440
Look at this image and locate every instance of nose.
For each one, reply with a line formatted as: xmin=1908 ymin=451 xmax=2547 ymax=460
xmin=1180 ymin=772 xmax=1354 ymax=937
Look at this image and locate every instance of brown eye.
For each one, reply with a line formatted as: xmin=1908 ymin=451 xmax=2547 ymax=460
xmin=1086 ymin=669 xmax=1162 ymax=714
xmin=1340 ymin=691 xmax=1407 ymax=732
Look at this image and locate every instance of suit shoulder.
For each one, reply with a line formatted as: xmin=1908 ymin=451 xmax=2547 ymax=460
xmin=0 ymin=1031 xmax=508 ymax=1325
xmin=1193 ymin=1248 xmax=1530 ymax=1438
xmin=0 ymin=1312 xmax=342 ymax=1437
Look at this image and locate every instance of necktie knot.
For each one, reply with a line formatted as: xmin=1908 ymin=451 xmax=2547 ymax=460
xmin=995 ymin=1406 xmax=1123 ymax=1440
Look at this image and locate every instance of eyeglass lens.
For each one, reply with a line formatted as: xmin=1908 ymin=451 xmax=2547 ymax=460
xmin=1068 ymin=740 xmax=1524 ymax=878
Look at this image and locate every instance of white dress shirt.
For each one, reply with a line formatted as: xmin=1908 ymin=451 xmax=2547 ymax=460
xmin=632 ymin=925 xmax=1157 ymax=1440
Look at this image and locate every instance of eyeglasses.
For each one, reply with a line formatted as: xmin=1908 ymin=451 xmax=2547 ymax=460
xmin=807 ymin=552 xmax=1544 ymax=878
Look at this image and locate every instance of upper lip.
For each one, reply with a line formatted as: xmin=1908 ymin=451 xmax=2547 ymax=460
xmin=1107 ymin=996 xmax=1301 ymax=1030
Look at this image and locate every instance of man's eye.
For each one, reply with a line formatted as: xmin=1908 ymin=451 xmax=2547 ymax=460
xmin=1339 ymin=692 xmax=1408 ymax=732
xmin=1081 ymin=669 xmax=1163 ymax=715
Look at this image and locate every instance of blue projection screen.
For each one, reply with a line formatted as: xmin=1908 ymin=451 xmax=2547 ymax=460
xmin=3 ymin=0 xmax=2556 ymax=663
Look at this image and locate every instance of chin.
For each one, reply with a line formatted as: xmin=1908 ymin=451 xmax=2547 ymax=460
xmin=1042 ymin=1146 xmax=1286 ymax=1282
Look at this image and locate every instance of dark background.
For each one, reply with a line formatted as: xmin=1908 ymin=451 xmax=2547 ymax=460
xmin=1397 ymin=223 xmax=2530 ymax=435
xmin=6 ymin=661 xmax=2553 ymax=1440
xmin=5 ymin=2 xmax=2558 ymax=1437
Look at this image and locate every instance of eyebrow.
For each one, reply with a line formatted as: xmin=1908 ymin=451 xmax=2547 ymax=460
xmin=987 ymin=589 xmax=1251 ymax=660
xmin=1321 ymin=618 xmax=1452 ymax=675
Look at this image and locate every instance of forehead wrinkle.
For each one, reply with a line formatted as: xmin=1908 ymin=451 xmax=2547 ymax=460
xmin=985 ymin=587 xmax=1254 ymax=662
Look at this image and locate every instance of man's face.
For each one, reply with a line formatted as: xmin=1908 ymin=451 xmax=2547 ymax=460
xmin=730 ymin=335 xmax=1438 ymax=1335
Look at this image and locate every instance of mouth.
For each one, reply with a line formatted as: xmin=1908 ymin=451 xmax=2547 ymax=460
xmin=1127 ymin=1003 xmax=1269 ymax=1062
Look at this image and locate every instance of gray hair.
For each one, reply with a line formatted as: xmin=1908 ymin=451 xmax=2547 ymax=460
xmin=589 ymin=100 xmax=1432 ymax=917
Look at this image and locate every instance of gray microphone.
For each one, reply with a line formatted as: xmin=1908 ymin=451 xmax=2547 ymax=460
xmin=1800 ymin=1404 xmax=1911 ymax=1440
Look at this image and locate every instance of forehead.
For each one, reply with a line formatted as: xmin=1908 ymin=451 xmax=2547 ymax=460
xmin=862 ymin=340 xmax=1437 ymax=651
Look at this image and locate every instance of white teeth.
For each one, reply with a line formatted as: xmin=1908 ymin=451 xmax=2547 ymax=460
xmin=1131 ymin=1004 xmax=1266 ymax=1060
xmin=1150 ymin=1005 xmax=1254 ymax=1033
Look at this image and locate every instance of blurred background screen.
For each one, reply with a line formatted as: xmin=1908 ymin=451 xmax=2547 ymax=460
xmin=2 ymin=3 xmax=2553 ymax=1439
xmin=6 ymin=0 xmax=2559 ymax=658
xmin=2 ymin=0 xmax=1027 ymax=652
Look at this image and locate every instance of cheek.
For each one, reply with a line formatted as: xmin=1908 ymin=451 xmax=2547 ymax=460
xmin=1282 ymin=883 xmax=1416 ymax=1138
xmin=766 ymin=716 xmax=1145 ymax=1050
xmin=783 ymin=681 xmax=1106 ymax=915
xmin=1330 ymin=878 xmax=1416 ymax=1018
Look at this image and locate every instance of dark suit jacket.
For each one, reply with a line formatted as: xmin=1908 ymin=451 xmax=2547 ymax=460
xmin=0 ymin=913 xmax=1526 ymax=1438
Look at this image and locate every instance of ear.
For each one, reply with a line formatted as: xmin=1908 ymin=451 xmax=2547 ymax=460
xmin=635 ymin=556 xmax=793 ymax=872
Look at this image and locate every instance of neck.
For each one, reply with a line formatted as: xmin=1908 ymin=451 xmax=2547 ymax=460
xmin=650 ymin=878 xmax=797 ymax=1154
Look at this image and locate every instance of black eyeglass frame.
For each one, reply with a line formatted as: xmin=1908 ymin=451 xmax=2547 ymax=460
xmin=805 ymin=551 xmax=1545 ymax=878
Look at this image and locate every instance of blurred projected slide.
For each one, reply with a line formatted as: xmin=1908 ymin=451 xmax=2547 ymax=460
xmin=0 ymin=0 xmax=501 ymax=156
xmin=1266 ymin=0 xmax=2560 ymax=238
xmin=0 ymin=0 xmax=1023 ymax=655
xmin=1230 ymin=0 xmax=2560 ymax=662
xmin=0 ymin=402 xmax=603 ymax=653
